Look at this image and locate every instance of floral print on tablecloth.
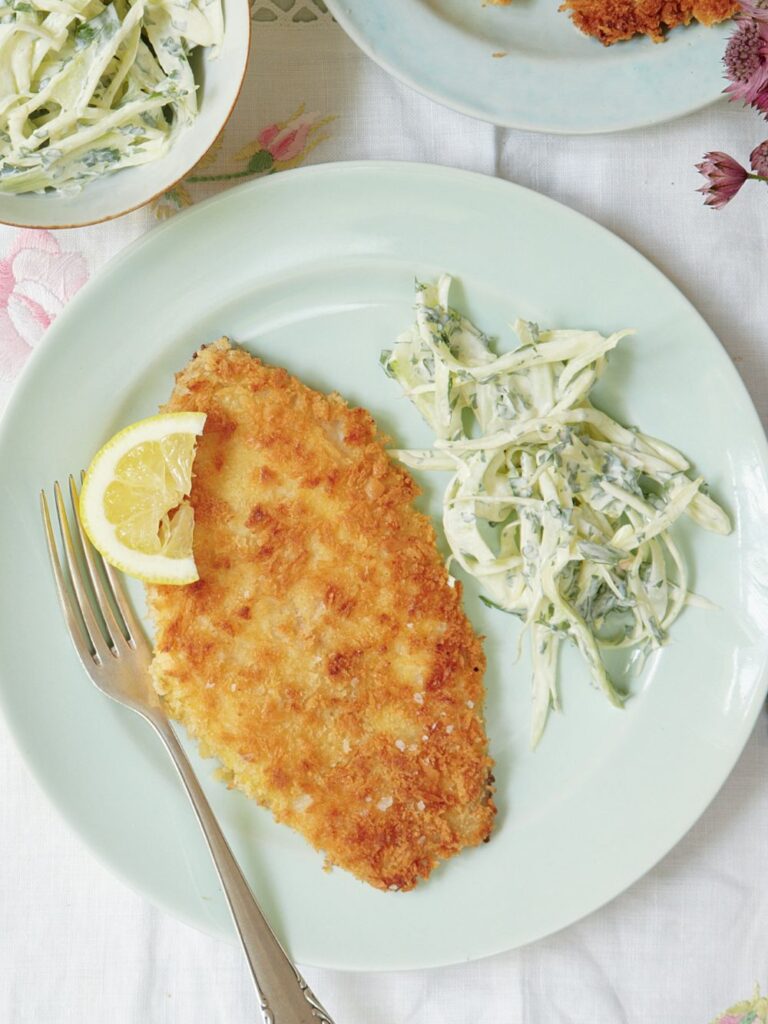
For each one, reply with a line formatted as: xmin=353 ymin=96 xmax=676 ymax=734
xmin=0 ymin=230 xmax=88 ymax=384
xmin=0 ymin=101 xmax=333 ymax=395
xmin=153 ymin=104 xmax=335 ymax=220
xmin=713 ymin=987 xmax=768 ymax=1024
xmin=0 ymin=12 xmax=336 ymax=392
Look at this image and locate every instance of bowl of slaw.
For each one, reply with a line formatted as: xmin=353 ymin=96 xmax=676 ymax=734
xmin=0 ymin=0 xmax=251 ymax=229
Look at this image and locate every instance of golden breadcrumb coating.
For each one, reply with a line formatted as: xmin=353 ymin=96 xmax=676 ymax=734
xmin=560 ymin=0 xmax=736 ymax=44
xmin=146 ymin=340 xmax=495 ymax=891
xmin=484 ymin=0 xmax=735 ymax=44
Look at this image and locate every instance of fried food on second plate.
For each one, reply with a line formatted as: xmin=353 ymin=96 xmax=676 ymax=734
xmin=484 ymin=0 xmax=735 ymax=44
xmin=560 ymin=0 xmax=736 ymax=44
xmin=146 ymin=340 xmax=496 ymax=891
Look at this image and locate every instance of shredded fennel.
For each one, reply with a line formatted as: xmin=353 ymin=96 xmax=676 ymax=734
xmin=0 ymin=0 xmax=223 ymax=195
xmin=381 ymin=276 xmax=731 ymax=747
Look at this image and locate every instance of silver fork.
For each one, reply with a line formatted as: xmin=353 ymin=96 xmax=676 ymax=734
xmin=41 ymin=476 xmax=335 ymax=1024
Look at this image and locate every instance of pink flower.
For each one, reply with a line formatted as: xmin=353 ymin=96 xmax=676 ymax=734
xmin=724 ymin=20 xmax=768 ymax=112
xmin=696 ymin=151 xmax=750 ymax=208
xmin=738 ymin=0 xmax=768 ymax=22
xmin=256 ymin=119 xmax=314 ymax=163
xmin=750 ymin=138 xmax=768 ymax=174
xmin=715 ymin=1017 xmax=745 ymax=1024
xmin=0 ymin=230 xmax=88 ymax=382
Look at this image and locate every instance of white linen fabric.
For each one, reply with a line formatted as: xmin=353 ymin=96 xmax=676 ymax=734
xmin=0 ymin=10 xmax=767 ymax=1024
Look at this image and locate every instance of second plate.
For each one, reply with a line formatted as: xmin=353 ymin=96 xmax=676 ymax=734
xmin=325 ymin=0 xmax=731 ymax=133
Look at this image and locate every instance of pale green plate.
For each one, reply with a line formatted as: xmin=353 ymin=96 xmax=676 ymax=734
xmin=0 ymin=163 xmax=766 ymax=972
xmin=325 ymin=0 xmax=732 ymax=133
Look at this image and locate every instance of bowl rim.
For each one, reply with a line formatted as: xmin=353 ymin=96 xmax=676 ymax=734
xmin=0 ymin=0 xmax=252 ymax=231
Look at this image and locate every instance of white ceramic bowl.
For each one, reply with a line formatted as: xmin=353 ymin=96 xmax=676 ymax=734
xmin=0 ymin=0 xmax=251 ymax=230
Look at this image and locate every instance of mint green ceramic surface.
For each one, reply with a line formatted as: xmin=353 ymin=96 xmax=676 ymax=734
xmin=325 ymin=0 xmax=731 ymax=133
xmin=0 ymin=163 xmax=766 ymax=971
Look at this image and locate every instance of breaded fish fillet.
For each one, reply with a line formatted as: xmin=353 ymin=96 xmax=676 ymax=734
xmin=147 ymin=340 xmax=495 ymax=891
xmin=560 ymin=0 xmax=736 ymax=44
xmin=487 ymin=0 xmax=735 ymax=44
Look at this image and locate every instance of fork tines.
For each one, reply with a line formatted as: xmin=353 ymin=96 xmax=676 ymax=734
xmin=40 ymin=476 xmax=140 ymax=665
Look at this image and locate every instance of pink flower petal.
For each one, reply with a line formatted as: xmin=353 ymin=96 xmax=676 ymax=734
xmin=11 ymin=247 xmax=88 ymax=306
xmin=0 ymin=258 xmax=14 ymax=308
xmin=751 ymin=138 xmax=768 ymax=174
xmin=49 ymin=250 xmax=88 ymax=303
xmin=0 ymin=231 xmax=89 ymax=366
xmin=696 ymin=150 xmax=749 ymax=208
xmin=7 ymin=291 xmax=52 ymax=348
xmin=257 ymin=123 xmax=280 ymax=148
xmin=272 ymin=122 xmax=311 ymax=162
xmin=0 ymin=307 xmax=31 ymax=382
xmin=724 ymin=20 xmax=768 ymax=108
xmin=738 ymin=0 xmax=768 ymax=23
xmin=14 ymin=278 xmax=65 ymax=320
xmin=8 ymin=229 xmax=60 ymax=262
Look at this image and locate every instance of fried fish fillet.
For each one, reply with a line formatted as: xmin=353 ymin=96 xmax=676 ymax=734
xmin=147 ymin=340 xmax=495 ymax=891
xmin=486 ymin=0 xmax=735 ymax=44
xmin=560 ymin=0 xmax=736 ymax=44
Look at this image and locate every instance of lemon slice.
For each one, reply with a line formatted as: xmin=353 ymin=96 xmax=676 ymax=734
xmin=80 ymin=412 xmax=207 ymax=585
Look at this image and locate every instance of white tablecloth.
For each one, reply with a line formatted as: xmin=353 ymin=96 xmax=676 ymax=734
xmin=1 ymin=7 xmax=767 ymax=1023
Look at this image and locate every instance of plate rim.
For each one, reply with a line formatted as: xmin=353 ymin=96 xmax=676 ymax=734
xmin=1 ymin=160 xmax=767 ymax=971
xmin=323 ymin=0 xmax=726 ymax=134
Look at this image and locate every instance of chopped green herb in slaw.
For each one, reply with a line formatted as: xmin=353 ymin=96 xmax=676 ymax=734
xmin=382 ymin=276 xmax=731 ymax=747
xmin=0 ymin=0 xmax=223 ymax=195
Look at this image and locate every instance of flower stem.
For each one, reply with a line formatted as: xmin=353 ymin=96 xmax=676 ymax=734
xmin=747 ymin=173 xmax=768 ymax=183
xmin=186 ymin=169 xmax=255 ymax=184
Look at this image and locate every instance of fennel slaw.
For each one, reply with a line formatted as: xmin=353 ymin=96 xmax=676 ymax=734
xmin=382 ymin=276 xmax=731 ymax=746
xmin=0 ymin=0 xmax=223 ymax=195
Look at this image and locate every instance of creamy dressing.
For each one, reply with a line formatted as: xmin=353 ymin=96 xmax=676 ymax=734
xmin=382 ymin=276 xmax=731 ymax=746
xmin=0 ymin=0 xmax=223 ymax=194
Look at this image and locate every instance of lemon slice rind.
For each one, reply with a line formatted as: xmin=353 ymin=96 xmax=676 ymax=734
xmin=80 ymin=411 xmax=206 ymax=585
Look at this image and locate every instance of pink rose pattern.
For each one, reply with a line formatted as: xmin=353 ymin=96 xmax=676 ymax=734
xmin=0 ymin=230 xmax=88 ymax=383
xmin=256 ymin=118 xmax=313 ymax=163
xmin=154 ymin=105 xmax=336 ymax=218
xmin=0 ymin=108 xmax=328 ymax=379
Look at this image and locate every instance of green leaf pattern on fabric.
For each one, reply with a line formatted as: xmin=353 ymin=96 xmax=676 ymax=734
xmin=713 ymin=987 xmax=768 ymax=1024
xmin=153 ymin=104 xmax=335 ymax=218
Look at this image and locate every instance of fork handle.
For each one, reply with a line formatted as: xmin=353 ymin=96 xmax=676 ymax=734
xmin=148 ymin=714 xmax=335 ymax=1024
